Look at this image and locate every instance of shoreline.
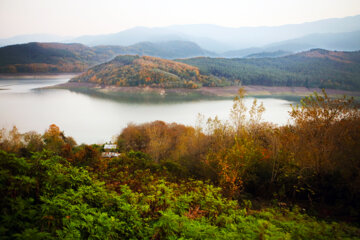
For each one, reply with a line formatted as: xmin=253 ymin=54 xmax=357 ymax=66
xmin=51 ymin=82 xmax=360 ymax=99
xmin=0 ymin=73 xmax=80 ymax=79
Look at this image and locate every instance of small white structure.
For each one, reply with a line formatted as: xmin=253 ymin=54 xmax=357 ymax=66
xmin=102 ymin=152 xmax=121 ymax=158
xmin=104 ymin=144 xmax=117 ymax=150
xmin=102 ymin=143 xmax=121 ymax=158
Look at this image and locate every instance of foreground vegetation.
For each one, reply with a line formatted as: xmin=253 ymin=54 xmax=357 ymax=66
xmin=1 ymin=90 xmax=360 ymax=239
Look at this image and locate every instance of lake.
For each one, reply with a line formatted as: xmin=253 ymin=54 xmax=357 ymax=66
xmin=0 ymin=75 xmax=294 ymax=144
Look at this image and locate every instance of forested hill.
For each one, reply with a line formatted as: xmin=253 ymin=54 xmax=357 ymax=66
xmin=0 ymin=42 xmax=108 ymax=73
xmin=70 ymin=55 xmax=225 ymax=88
xmin=93 ymin=41 xmax=215 ymax=59
xmin=0 ymin=41 xmax=214 ymax=73
xmin=178 ymin=49 xmax=360 ymax=91
xmin=3 ymin=43 xmax=360 ymax=91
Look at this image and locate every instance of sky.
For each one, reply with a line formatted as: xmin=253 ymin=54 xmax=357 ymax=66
xmin=0 ymin=0 xmax=360 ymax=38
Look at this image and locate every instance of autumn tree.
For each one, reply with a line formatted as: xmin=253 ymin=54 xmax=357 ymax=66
xmin=290 ymin=90 xmax=360 ymax=174
xmin=22 ymin=131 xmax=44 ymax=155
xmin=43 ymin=124 xmax=76 ymax=157
xmin=288 ymin=90 xmax=360 ymax=204
xmin=73 ymin=144 xmax=101 ymax=167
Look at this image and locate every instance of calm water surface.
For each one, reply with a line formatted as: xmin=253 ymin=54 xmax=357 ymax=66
xmin=0 ymin=75 xmax=294 ymax=144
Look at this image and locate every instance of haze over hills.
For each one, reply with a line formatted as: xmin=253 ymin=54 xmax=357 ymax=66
xmin=0 ymin=34 xmax=70 ymax=47
xmin=264 ymin=30 xmax=360 ymax=52
xmin=69 ymin=15 xmax=360 ymax=52
xmin=1 ymin=14 xmax=360 ymax=54
xmin=222 ymin=30 xmax=360 ymax=57
xmin=71 ymin=27 xmax=185 ymax=47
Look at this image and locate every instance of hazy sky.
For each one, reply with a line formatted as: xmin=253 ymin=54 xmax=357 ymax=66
xmin=1 ymin=0 xmax=360 ymax=38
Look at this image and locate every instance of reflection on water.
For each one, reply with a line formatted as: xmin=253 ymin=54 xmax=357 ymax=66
xmin=0 ymin=75 xmax=294 ymax=144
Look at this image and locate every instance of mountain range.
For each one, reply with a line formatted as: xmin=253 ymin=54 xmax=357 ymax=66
xmin=67 ymin=15 xmax=360 ymax=52
xmin=222 ymin=30 xmax=360 ymax=57
xmin=1 ymin=14 xmax=360 ymax=54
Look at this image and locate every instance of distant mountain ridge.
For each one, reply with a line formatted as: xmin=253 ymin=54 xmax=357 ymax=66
xmin=0 ymin=34 xmax=71 ymax=47
xmin=264 ymin=30 xmax=360 ymax=52
xmin=69 ymin=15 xmax=360 ymax=52
xmin=222 ymin=30 xmax=360 ymax=57
xmin=1 ymin=14 xmax=359 ymax=53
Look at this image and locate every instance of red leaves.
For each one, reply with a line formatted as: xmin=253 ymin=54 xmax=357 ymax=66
xmin=184 ymin=205 xmax=207 ymax=220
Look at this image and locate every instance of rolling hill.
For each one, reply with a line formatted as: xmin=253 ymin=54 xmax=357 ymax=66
xmin=70 ymin=49 xmax=360 ymax=91
xmin=264 ymin=30 xmax=360 ymax=52
xmin=0 ymin=42 xmax=106 ymax=73
xmin=2 ymin=41 xmax=360 ymax=91
xmin=178 ymin=49 xmax=360 ymax=90
xmin=0 ymin=41 xmax=213 ymax=73
xmin=70 ymin=55 xmax=225 ymax=88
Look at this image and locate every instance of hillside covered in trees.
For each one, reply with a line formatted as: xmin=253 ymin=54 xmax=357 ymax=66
xmin=71 ymin=55 xmax=226 ymax=88
xmin=0 ymin=42 xmax=107 ymax=73
xmin=72 ymin=49 xmax=360 ymax=91
xmin=0 ymin=41 xmax=214 ymax=73
xmin=2 ymin=42 xmax=360 ymax=92
xmin=179 ymin=49 xmax=360 ymax=91
xmin=1 ymin=91 xmax=360 ymax=239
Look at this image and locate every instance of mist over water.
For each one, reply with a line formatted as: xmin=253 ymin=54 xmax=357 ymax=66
xmin=0 ymin=76 xmax=293 ymax=144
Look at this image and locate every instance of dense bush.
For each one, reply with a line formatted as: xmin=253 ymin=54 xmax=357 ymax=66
xmin=1 ymin=150 xmax=360 ymax=239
